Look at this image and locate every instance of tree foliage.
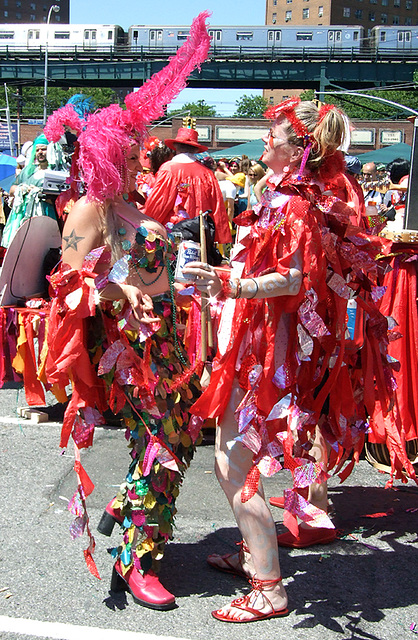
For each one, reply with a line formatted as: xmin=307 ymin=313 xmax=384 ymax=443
xmin=234 ymin=94 xmax=268 ymax=118
xmin=300 ymin=86 xmax=418 ymax=120
xmin=1 ymin=85 xmax=117 ymax=117
xmin=167 ymin=99 xmax=217 ymax=118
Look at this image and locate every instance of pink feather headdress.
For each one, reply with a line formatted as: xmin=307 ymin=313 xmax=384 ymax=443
xmin=61 ymin=11 xmax=211 ymax=202
xmin=44 ymin=103 xmax=86 ymax=142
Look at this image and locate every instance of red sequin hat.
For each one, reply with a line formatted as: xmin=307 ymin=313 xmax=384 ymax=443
xmin=165 ymin=127 xmax=208 ymax=152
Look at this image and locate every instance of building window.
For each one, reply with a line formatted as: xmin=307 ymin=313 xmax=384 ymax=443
xmin=30 ymin=2 xmax=35 ymax=8
xmin=16 ymin=11 xmax=21 ymax=18
xmin=369 ymin=10 xmax=376 ymax=18
xmin=369 ymin=0 xmax=377 ymax=4
xmin=3 ymin=9 xmax=8 ymax=16
xmin=269 ymin=96 xmax=274 ymax=104
xmin=16 ymin=1 xmax=21 ymax=6
xmin=286 ymin=0 xmax=292 ymax=4
xmin=393 ymin=0 xmax=400 ymax=6
xmin=285 ymin=10 xmax=292 ymax=20
xmin=303 ymin=7 xmax=310 ymax=17
xmin=382 ymin=0 xmax=388 ymax=5
xmin=30 ymin=13 xmax=35 ymax=20
xmin=318 ymin=5 xmax=324 ymax=15
xmin=55 ymin=15 xmax=60 ymax=21
xmin=393 ymin=14 xmax=399 ymax=22
xmin=355 ymin=8 xmax=363 ymax=16
xmin=273 ymin=0 xmax=277 ymax=4
xmin=406 ymin=0 xmax=412 ymax=7
xmin=405 ymin=16 xmax=412 ymax=22
xmin=4 ymin=0 xmax=7 ymax=6
xmin=343 ymin=7 xmax=351 ymax=15
xmin=381 ymin=12 xmax=388 ymax=21
xmin=272 ymin=12 xmax=277 ymax=22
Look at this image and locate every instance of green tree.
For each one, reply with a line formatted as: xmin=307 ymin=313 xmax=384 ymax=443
xmin=2 ymin=85 xmax=118 ymax=117
xmin=167 ymin=99 xmax=217 ymax=118
xmin=234 ymin=94 xmax=268 ymax=118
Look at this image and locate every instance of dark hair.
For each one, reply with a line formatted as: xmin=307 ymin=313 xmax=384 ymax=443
xmin=149 ymin=143 xmax=174 ymax=175
xmin=386 ymin=157 xmax=410 ymax=184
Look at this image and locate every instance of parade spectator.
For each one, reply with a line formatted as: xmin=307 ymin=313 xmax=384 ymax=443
xmin=381 ymin=157 xmax=410 ymax=231
xmin=183 ymin=98 xmax=397 ymax=622
xmin=361 ymin=161 xmax=385 ymax=207
xmin=144 ymin=127 xmax=231 ymax=243
xmin=245 ymin=163 xmax=266 ymax=208
xmin=1 ymin=134 xmax=65 ymax=248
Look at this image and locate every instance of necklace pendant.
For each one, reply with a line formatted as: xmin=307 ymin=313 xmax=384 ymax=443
xmin=118 ymin=227 xmax=126 ymax=236
xmin=122 ymin=239 xmax=132 ymax=251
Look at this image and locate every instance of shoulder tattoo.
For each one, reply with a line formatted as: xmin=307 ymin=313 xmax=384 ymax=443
xmin=63 ymin=229 xmax=84 ymax=251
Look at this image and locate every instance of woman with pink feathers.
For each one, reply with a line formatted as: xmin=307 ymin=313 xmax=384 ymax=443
xmin=43 ymin=13 xmax=210 ymax=611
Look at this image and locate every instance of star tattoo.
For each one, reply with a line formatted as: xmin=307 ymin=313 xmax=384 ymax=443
xmin=63 ymin=229 xmax=84 ymax=251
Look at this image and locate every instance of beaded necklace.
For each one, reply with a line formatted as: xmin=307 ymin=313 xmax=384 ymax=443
xmin=114 ymin=207 xmax=186 ymax=365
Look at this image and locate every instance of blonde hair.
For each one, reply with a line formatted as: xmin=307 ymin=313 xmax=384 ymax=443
xmin=283 ymin=101 xmax=346 ymax=171
xmin=250 ymin=163 xmax=266 ymax=182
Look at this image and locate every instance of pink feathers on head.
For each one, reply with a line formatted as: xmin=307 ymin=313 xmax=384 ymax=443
xmin=77 ymin=104 xmax=131 ymax=202
xmin=124 ymin=11 xmax=211 ymax=136
xmin=44 ymin=104 xmax=85 ymax=142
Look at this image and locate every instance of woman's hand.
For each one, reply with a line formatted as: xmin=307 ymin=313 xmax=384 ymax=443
xmin=181 ymin=261 xmax=223 ymax=298
xmin=120 ymin=283 xmax=158 ymax=325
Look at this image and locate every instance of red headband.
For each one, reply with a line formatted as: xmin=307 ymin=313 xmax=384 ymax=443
xmin=264 ymin=97 xmax=309 ymax=139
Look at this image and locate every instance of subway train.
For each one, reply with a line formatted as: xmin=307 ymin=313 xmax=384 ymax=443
xmin=0 ymin=23 xmax=416 ymax=56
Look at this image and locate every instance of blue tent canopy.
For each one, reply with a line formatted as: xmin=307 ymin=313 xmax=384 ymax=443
xmin=209 ymin=139 xmax=265 ymax=161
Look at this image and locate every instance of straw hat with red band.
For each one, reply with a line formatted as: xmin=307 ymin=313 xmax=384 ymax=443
xmin=165 ymin=127 xmax=208 ymax=153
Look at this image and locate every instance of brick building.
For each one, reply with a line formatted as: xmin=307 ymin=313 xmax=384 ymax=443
xmin=0 ymin=0 xmax=69 ymax=24
xmin=264 ymin=0 xmax=418 ymax=104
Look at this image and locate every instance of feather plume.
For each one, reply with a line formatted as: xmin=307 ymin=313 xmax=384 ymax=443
xmin=44 ymin=104 xmax=85 ymax=142
xmin=77 ymin=104 xmax=131 ymax=201
xmin=124 ymin=11 xmax=211 ymax=138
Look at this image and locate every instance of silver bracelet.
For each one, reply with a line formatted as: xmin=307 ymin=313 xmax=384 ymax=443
xmin=247 ymin=277 xmax=259 ymax=299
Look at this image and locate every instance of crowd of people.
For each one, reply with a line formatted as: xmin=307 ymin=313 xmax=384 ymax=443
xmin=0 ymin=16 xmax=416 ymax=624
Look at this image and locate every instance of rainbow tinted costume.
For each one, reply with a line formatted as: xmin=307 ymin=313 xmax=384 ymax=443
xmin=46 ymin=227 xmax=202 ymax=577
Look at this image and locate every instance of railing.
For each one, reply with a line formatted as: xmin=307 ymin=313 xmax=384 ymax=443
xmin=0 ymin=44 xmax=417 ymax=63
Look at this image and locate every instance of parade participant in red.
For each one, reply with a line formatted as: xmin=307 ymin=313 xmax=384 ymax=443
xmin=183 ymin=98 xmax=399 ymax=622
xmin=144 ymin=127 xmax=231 ymax=244
xmin=43 ymin=12 xmax=210 ymax=611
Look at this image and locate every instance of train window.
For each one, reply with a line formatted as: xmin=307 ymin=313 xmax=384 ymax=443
xmin=236 ymin=32 xmax=254 ymax=40
xmin=0 ymin=31 xmax=14 ymax=39
xmin=54 ymin=31 xmax=70 ymax=39
xmin=353 ymin=30 xmax=359 ymax=39
xmin=209 ymin=30 xmax=222 ymax=41
xmin=268 ymin=31 xmax=274 ymax=40
xmin=276 ymin=31 xmax=281 ymax=40
xmin=328 ymin=30 xmax=342 ymax=40
xmin=28 ymin=29 xmax=40 ymax=39
xmin=380 ymin=31 xmax=386 ymax=41
xmin=132 ymin=30 xmax=138 ymax=39
xmin=297 ymin=32 xmax=313 ymax=40
xmin=108 ymin=31 xmax=112 ymax=39
xmin=177 ymin=31 xmax=189 ymax=41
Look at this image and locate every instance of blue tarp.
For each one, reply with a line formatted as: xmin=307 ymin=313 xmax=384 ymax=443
xmin=0 ymin=153 xmax=17 ymax=192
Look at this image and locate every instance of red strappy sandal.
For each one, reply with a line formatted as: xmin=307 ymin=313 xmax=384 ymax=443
xmin=207 ymin=541 xmax=250 ymax=579
xmin=211 ymin=576 xmax=289 ymax=623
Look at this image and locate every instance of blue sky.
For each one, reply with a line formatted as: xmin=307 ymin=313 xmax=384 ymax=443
xmin=70 ymin=1 xmax=265 ymax=115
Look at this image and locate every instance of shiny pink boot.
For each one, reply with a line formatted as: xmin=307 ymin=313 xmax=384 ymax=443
xmin=97 ymin=499 xmax=123 ymax=536
xmin=111 ymin=559 xmax=176 ymax=610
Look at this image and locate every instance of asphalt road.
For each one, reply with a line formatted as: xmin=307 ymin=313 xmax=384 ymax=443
xmin=0 ymin=382 xmax=417 ymax=640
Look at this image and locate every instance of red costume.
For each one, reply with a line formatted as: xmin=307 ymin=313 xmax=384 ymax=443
xmin=192 ymin=153 xmax=416 ymax=530
xmin=144 ymin=153 xmax=231 ymax=244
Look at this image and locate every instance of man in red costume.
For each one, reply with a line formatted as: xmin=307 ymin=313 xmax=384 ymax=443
xmin=144 ymin=127 xmax=231 ymax=244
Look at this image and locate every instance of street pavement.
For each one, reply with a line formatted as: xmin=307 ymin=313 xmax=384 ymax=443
xmin=0 ymin=381 xmax=417 ymax=640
